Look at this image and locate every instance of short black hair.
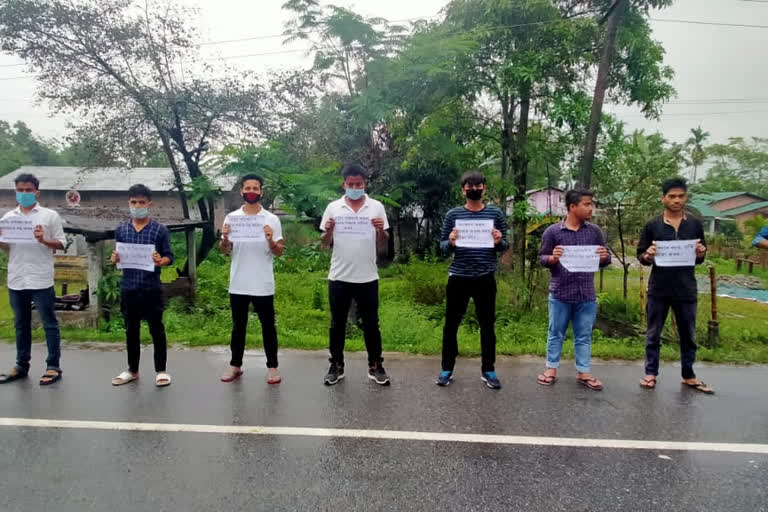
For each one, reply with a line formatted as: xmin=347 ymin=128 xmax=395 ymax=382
xmin=240 ymin=173 xmax=264 ymax=188
xmin=565 ymin=189 xmax=594 ymax=210
xmin=14 ymin=173 xmax=39 ymax=190
xmin=460 ymin=170 xmax=486 ymax=187
xmin=341 ymin=163 xmax=368 ymax=181
xmin=128 ymin=183 xmax=152 ymax=200
xmin=662 ymin=177 xmax=688 ymax=195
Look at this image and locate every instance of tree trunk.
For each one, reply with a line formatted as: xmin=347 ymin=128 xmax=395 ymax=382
xmin=579 ymin=0 xmax=629 ymax=188
xmin=511 ymin=93 xmax=531 ymax=280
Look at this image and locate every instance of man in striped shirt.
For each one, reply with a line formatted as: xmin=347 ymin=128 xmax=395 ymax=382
xmin=436 ymin=171 xmax=509 ymax=389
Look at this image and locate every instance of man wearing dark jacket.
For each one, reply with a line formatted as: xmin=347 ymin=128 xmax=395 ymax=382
xmin=636 ymin=177 xmax=713 ymax=394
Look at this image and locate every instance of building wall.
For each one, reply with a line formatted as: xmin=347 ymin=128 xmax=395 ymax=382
xmin=734 ymin=207 xmax=768 ymax=228
xmin=0 ymin=189 xmax=240 ymax=224
xmin=528 ymin=189 xmax=567 ymax=216
xmin=710 ymin=195 xmax=760 ymax=212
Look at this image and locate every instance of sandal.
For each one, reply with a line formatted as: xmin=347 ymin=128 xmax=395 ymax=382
xmin=640 ymin=376 xmax=657 ymax=389
xmin=221 ymin=368 xmax=243 ymax=382
xmin=578 ymin=377 xmax=603 ymax=391
xmin=683 ymin=380 xmax=714 ymax=394
xmin=267 ymin=368 xmax=281 ymax=385
xmin=0 ymin=368 xmax=27 ymax=384
xmin=112 ymin=371 xmax=138 ymax=386
xmin=39 ymin=369 xmax=62 ymax=386
xmin=155 ymin=372 xmax=171 ymax=387
xmin=537 ymin=372 xmax=557 ymax=386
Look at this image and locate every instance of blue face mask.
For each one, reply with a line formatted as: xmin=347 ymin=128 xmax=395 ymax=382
xmin=345 ymin=188 xmax=365 ymax=201
xmin=130 ymin=207 xmax=150 ymax=219
xmin=16 ymin=191 xmax=37 ymax=208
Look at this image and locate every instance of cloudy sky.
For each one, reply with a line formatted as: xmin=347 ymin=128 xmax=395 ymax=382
xmin=1 ymin=0 xmax=766 ymax=147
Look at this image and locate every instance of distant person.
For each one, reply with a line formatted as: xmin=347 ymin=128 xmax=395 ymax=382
xmin=219 ymin=174 xmax=284 ymax=385
xmin=320 ymin=163 xmax=391 ymax=386
xmin=110 ymin=184 xmax=174 ymax=387
xmin=0 ymin=173 xmax=66 ymax=386
xmin=752 ymin=224 xmax=768 ymax=250
xmin=537 ymin=189 xmax=610 ymax=391
xmin=637 ymin=177 xmax=712 ymax=393
xmin=436 ymin=171 xmax=508 ymax=389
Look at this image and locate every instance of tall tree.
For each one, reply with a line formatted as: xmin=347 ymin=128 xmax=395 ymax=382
xmin=0 ymin=0 xmax=268 ymax=268
xmin=685 ymin=125 xmax=709 ymax=184
xmin=697 ymin=137 xmax=768 ymax=198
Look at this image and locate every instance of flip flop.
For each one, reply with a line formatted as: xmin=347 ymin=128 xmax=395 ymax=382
xmin=155 ymin=372 xmax=171 ymax=387
xmin=640 ymin=376 xmax=657 ymax=389
xmin=578 ymin=377 xmax=603 ymax=391
xmin=221 ymin=369 xmax=243 ymax=382
xmin=0 ymin=369 xmax=27 ymax=384
xmin=267 ymin=368 xmax=281 ymax=385
xmin=39 ymin=370 xmax=62 ymax=386
xmin=537 ymin=373 xmax=557 ymax=386
xmin=683 ymin=380 xmax=714 ymax=394
xmin=112 ymin=371 xmax=138 ymax=386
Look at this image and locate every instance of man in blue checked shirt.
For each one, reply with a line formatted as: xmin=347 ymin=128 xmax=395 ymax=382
xmin=109 ymin=184 xmax=174 ymax=388
xmin=436 ymin=170 xmax=509 ymax=390
xmin=753 ymin=224 xmax=768 ymax=250
xmin=538 ymin=190 xmax=611 ymax=391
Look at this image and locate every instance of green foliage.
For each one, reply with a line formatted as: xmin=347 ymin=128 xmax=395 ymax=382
xmin=696 ymin=137 xmax=768 ymax=198
xmin=402 ymin=261 xmax=448 ymax=307
xmin=743 ymin=215 xmax=768 ymax=241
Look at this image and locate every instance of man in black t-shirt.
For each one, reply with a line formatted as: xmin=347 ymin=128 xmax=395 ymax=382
xmin=636 ymin=177 xmax=713 ymax=394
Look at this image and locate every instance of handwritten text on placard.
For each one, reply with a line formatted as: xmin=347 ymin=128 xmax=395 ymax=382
xmin=116 ymin=242 xmax=155 ymax=272
xmin=559 ymin=245 xmax=600 ymax=273
xmin=455 ymin=219 xmax=494 ymax=248
xmin=655 ymin=240 xmax=697 ymax=267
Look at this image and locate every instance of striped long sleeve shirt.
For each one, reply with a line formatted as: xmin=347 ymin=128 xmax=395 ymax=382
xmin=439 ymin=205 xmax=509 ymax=277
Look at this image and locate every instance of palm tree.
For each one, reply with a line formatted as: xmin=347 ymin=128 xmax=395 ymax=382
xmin=686 ymin=126 xmax=710 ymax=184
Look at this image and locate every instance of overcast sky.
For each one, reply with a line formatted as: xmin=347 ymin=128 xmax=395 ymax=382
xmin=1 ymin=0 xmax=766 ymax=147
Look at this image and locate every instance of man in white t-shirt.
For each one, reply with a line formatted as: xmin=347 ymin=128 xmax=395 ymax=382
xmin=219 ymin=174 xmax=284 ymax=384
xmin=0 ymin=173 xmax=66 ymax=386
xmin=320 ymin=164 xmax=391 ymax=386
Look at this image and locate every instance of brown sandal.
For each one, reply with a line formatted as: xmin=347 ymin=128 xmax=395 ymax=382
xmin=537 ymin=372 xmax=557 ymax=386
xmin=640 ymin=376 xmax=657 ymax=389
xmin=578 ymin=377 xmax=603 ymax=391
xmin=683 ymin=380 xmax=714 ymax=394
xmin=221 ymin=369 xmax=243 ymax=382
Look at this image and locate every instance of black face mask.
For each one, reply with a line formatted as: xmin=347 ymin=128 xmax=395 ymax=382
xmin=466 ymin=189 xmax=483 ymax=201
xmin=243 ymin=192 xmax=262 ymax=204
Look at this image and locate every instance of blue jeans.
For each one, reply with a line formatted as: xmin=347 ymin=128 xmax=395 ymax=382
xmin=546 ymin=294 xmax=597 ymax=373
xmin=9 ymin=287 xmax=61 ymax=374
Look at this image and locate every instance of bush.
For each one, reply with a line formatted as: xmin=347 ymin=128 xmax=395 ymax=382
xmin=402 ymin=260 xmax=447 ymax=306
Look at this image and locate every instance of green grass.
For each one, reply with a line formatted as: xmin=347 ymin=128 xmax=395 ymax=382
xmin=1 ymin=253 xmax=767 ymax=365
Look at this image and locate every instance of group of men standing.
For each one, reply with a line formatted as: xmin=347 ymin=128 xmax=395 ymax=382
xmin=0 ymin=168 xmax=733 ymax=394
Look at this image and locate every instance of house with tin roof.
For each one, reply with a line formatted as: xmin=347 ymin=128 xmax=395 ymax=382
xmin=688 ymin=191 xmax=768 ymax=233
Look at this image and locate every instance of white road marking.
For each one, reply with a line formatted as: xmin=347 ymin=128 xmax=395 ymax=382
xmin=0 ymin=417 xmax=766 ymax=454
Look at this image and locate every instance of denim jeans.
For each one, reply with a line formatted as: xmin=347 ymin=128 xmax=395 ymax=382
xmin=9 ymin=287 xmax=61 ymax=374
xmin=546 ymin=294 xmax=597 ymax=373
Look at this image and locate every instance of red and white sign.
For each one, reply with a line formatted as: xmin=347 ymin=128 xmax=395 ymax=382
xmin=66 ymin=189 xmax=81 ymax=207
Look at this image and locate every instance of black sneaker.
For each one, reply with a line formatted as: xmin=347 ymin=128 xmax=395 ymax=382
xmin=368 ymin=363 xmax=391 ymax=385
xmin=324 ymin=363 xmax=344 ymax=385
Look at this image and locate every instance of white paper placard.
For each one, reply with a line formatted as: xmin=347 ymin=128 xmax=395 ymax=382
xmin=228 ymin=215 xmax=266 ymax=242
xmin=334 ymin=215 xmax=374 ymax=240
xmin=0 ymin=217 xmax=36 ymax=244
xmin=455 ymin=219 xmax=494 ymax=248
xmin=655 ymin=240 xmax=697 ymax=267
xmin=559 ymin=245 xmax=600 ymax=273
xmin=116 ymin=242 xmax=155 ymax=272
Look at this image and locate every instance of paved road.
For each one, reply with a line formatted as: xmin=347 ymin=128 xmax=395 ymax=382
xmin=0 ymin=343 xmax=766 ymax=511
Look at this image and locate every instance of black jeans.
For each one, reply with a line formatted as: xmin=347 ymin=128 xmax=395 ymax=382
xmin=230 ymin=294 xmax=279 ymax=368
xmin=645 ymin=296 xmax=697 ymax=379
xmin=120 ymin=289 xmax=167 ymax=373
xmin=442 ymin=274 xmax=497 ymax=373
xmin=328 ymin=280 xmax=383 ymax=367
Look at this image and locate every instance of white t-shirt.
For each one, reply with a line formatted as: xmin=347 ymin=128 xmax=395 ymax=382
xmin=320 ymin=196 xmax=389 ymax=283
xmin=2 ymin=204 xmax=66 ymax=291
xmin=224 ymin=207 xmax=283 ymax=296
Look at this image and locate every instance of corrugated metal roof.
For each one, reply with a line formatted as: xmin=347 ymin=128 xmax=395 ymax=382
xmin=0 ymin=166 xmax=237 ymax=192
xmin=687 ymin=200 xmax=722 ymax=219
xmin=720 ymin=201 xmax=768 ymax=217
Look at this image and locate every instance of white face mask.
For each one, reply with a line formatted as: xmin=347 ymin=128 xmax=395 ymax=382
xmin=345 ymin=188 xmax=365 ymax=200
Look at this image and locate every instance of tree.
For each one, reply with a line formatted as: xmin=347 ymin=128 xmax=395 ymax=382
xmin=697 ymin=137 xmax=768 ymax=198
xmin=0 ymin=0 xmax=268 ymax=269
xmin=685 ymin=125 xmax=709 ymax=184
xmin=592 ymin=119 xmax=683 ymax=299
xmin=0 ymin=120 xmax=62 ymax=175
xmin=578 ymin=0 xmax=674 ymax=188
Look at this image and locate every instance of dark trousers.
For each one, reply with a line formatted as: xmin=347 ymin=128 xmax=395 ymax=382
xmin=121 ymin=289 xmax=167 ymax=373
xmin=441 ymin=274 xmax=497 ymax=373
xmin=328 ymin=280 xmax=383 ymax=367
xmin=645 ymin=296 xmax=697 ymax=379
xmin=9 ymin=287 xmax=61 ymax=374
xmin=230 ymin=294 xmax=279 ymax=368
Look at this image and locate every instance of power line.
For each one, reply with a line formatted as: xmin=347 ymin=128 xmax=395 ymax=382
xmin=618 ymin=109 xmax=768 ymax=117
xmin=650 ymin=18 xmax=768 ymax=28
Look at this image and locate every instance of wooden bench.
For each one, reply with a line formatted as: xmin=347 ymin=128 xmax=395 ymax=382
xmin=736 ymin=258 xmax=757 ymax=274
